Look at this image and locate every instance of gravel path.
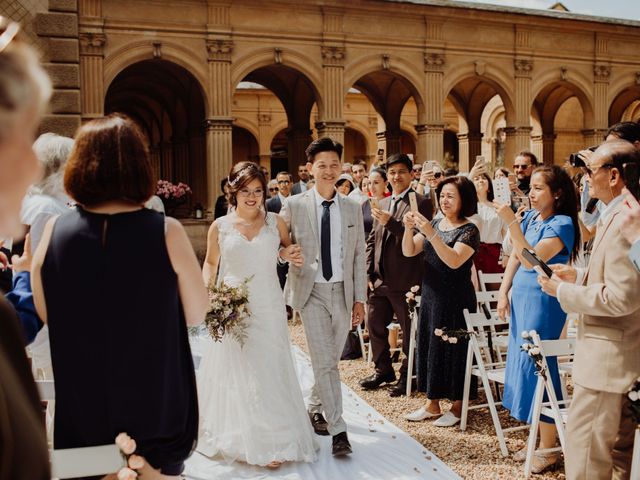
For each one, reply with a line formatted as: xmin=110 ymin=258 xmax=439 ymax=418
xmin=289 ymin=323 xmax=566 ymax=480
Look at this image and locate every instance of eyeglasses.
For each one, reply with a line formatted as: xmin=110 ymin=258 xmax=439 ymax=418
xmin=0 ymin=19 xmax=20 ymax=54
xmin=433 ymin=172 xmax=443 ymax=179
xmin=513 ymin=164 xmax=531 ymax=170
xmin=268 ymin=187 xmax=279 ymax=192
xmin=584 ymin=163 xmax=614 ymax=177
xmin=237 ymin=188 xmax=264 ymax=198
xmin=277 ymin=180 xmax=290 ymax=185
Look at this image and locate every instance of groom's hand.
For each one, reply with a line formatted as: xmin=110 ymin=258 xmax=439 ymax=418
xmin=351 ymin=302 xmax=365 ymax=327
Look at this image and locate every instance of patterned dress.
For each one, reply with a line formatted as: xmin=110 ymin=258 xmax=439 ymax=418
xmin=416 ymin=220 xmax=480 ymax=401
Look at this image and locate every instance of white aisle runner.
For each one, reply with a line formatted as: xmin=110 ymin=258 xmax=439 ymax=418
xmin=186 ymin=337 xmax=460 ymax=480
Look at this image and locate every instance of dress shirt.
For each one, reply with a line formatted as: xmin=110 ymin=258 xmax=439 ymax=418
xmin=278 ymin=192 xmax=289 ymax=206
xmin=313 ymin=188 xmax=343 ymax=283
xmin=471 ymin=203 xmax=506 ymax=244
xmin=348 ymin=187 xmax=369 ymax=205
xmin=389 ymin=187 xmax=412 ymax=214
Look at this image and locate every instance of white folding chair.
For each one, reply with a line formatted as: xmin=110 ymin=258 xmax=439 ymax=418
xmin=461 ymin=308 xmax=528 ymax=457
xmin=631 ymin=427 xmax=640 ymax=480
xmin=475 ymin=290 xmax=509 ymax=363
xmin=478 ymin=270 xmax=505 ymax=292
xmin=50 ymin=444 xmax=125 ymax=479
xmin=405 ymin=295 xmax=420 ymax=397
xmin=355 ymin=323 xmax=371 ymax=364
xmin=523 ymin=332 xmax=575 ymax=478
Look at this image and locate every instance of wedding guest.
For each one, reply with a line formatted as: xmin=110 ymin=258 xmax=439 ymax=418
xmin=31 ymin=113 xmax=208 ymax=477
xmin=495 ymin=164 xmax=579 ymax=473
xmin=416 ymin=162 xmax=445 ymax=211
xmin=266 ymin=171 xmax=292 ymax=214
xmin=362 ymin=168 xmax=388 ymax=236
xmin=402 ymin=176 xmax=480 ymax=427
xmin=360 ymin=154 xmax=433 ymax=397
xmin=538 ymin=140 xmax=640 ymax=480
xmin=494 ymin=167 xmax=510 ymax=180
xmin=349 ymin=161 xmax=369 ymax=204
xmin=292 ymin=164 xmax=310 ymax=195
xmin=0 ymin=15 xmax=52 ymax=479
xmin=267 ymin=179 xmax=279 ymax=198
xmin=621 ymin=188 xmax=640 ymax=271
xmin=342 ymin=162 xmax=353 ymax=175
xmin=470 ymin=172 xmax=506 ymax=274
xmin=214 ymin=177 xmax=230 ymax=219
xmin=22 ymin=133 xmax=73 ymax=251
xmin=336 ymin=173 xmax=356 ymax=196
xmin=512 ymin=151 xmax=538 ymax=196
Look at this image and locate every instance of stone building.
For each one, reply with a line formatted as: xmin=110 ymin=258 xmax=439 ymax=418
xmin=5 ymin=0 xmax=640 ymax=209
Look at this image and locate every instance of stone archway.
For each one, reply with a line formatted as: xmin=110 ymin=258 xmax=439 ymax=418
xmin=532 ymin=80 xmax=594 ymax=164
xmin=232 ymin=126 xmax=259 ymax=165
xmin=609 ymin=85 xmax=640 ymax=125
xmin=344 ymin=127 xmax=368 ymax=165
xmin=104 ymin=59 xmax=207 ymax=209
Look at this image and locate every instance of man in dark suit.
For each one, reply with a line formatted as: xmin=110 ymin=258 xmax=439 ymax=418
xmin=267 ymin=171 xmax=293 ymax=300
xmin=360 ymin=153 xmax=433 ymax=397
xmin=291 ymin=164 xmax=310 ymax=195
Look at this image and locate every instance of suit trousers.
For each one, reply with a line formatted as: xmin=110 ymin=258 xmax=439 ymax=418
xmin=300 ymin=282 xmax=350 ymax=436
xmin=367 ymin=286 xmax=412 ymax=377
xmin=565 ymin=384 xmax=636 ymax=480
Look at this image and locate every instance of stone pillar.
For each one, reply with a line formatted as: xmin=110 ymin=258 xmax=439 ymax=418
xmin=205 ymin=118 xmax=233 ymax=205
xmin=504 ymin=127 xmax=532 ymax=166
xmin=316 ymin=121 xmax=345 ymax=145
xmin=319 ymin=9 xmax=346 ymax=145
xmin=593 ymin=35 xmax=611 ymax=137
xmin=457 ymin=132 xmax=482 ymax=172
xmin=205 ymin=37 xmax=233 ymax=209
xmin=35 ymin=0 xmax=82 ymax=136
xmin=79 ymin=32 xmax=106 ymax=122
xmin=415 ymin=124 xmax=428 ymax=163
xmin=513 ymin=29 xmax=534 ymax=158
xmin=384 ymin=130 xmax=401 ymax=155
xmin=531 ymin=135 xmax=543 ymax=164
xmin=287 ymin=128 xmax=313 ymax=171
xmin=582 ymin=129 xmax=608 ymax=148
xmin=423 ymin=18 xmax=446 ymax=163
xmin=542 ymin=133 xmax=556 ymax=165
xmin=173 ymin=137 xmax=190 ymax=184
xmin=425 ymin=124 xmax=444 ymax=164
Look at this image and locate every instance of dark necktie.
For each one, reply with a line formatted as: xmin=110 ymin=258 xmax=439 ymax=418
xmin=380 ymin=196 xmax=404 ymax=278
xmin=321 ymin=200 xmax=333 ymax=281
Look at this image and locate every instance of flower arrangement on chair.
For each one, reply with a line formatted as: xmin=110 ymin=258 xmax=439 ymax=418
xmin=434 ymin=327 xmax=474 ymax=344
xmin=156 ymin=180 xmax=192 ymax=216
xmin=521 ymin=330 xmax=545 ymax=379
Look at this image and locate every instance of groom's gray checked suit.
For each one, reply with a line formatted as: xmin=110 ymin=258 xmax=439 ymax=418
xmin=281 ymin=189 xmax=367 ymax=435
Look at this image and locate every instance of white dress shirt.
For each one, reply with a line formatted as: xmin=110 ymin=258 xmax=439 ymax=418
xmin=470 ymin=203 xmax=506 ymax=244
xmin=313 ymin=188 xmax=344 ymax=283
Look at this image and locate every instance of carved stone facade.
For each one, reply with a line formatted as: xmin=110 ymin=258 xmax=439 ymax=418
xmin=15 ymin=0 xmax=640 ymax=207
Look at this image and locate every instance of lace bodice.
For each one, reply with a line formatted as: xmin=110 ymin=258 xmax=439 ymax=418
xmin=216 ymin=212 xmax=281 ymax=289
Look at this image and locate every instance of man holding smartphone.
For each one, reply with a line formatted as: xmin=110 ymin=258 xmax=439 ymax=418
xmin=360 ymin=154 xmax=433 ymax=397
xmin=538 ymin=139 xmax=640 ymax=480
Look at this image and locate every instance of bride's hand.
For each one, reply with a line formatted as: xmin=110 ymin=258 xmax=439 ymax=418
xmin=281 ymin=244 xmax=304 ymax=267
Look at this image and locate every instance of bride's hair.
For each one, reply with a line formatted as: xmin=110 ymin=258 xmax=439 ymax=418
xmin=227 ymin=161 xmax=267 ymax=208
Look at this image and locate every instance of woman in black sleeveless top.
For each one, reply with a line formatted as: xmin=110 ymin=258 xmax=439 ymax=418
xmin=32 ymin=114 xmax=208 ymax=477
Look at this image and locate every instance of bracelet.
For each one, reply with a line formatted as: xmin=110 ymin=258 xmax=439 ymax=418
xmin=277 ymin=248 xmax=288 ymax=264
xmin=418 ymin=182 xmax=426 ymax=186
xmin=428 ymin=231 xmax=438 ymax=242
xmin=508 ymin=219 xmax=519 ymax=228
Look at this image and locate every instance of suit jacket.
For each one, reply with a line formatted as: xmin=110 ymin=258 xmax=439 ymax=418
xmin=366 ymin=190 xmax=433 ymax=291
xmin=266 ymin=195 xmax=283 ymax=214
xmin=558 ymin=201 xmax=640 ymax=394
xmin=291 ymin=181 xmax=307 ymax=196
xmin=280 ymin=190 xmax=367 ymax=313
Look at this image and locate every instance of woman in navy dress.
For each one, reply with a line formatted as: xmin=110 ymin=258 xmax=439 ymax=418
xmin=32 ymin=114 xmax=208 ymax=478
xmin=495 ymin=165 xmax=580 ymax=473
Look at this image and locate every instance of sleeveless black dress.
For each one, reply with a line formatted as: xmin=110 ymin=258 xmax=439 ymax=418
xmin=42 ymin=207 xmax=197 ymax=475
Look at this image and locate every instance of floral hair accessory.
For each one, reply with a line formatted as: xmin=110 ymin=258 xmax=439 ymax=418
xmin=228 ymin=164 xmax=256 ymax=188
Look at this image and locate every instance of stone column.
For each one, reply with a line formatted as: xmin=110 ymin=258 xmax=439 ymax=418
xmin=531 ymin=135 xmax=543 ymax=163
xmin=582 ymin=129 xmax=608 ymax=148
xmin=593 ymin=62 xmax=611 ymax=146
xmin=503 ymin=127 xmax=532 ymax=166
xmin=35 ymin=0 xmax=82 ymax=136
xmin=415 ymin=124 xmax=428 ymax=163
xmin=205 ymin=38 xmax=233 ymax=209
xmin=318 ymin=45 xmax=346 ymax=145
xmin=542 ymin=133 xmax=556 ymax=165
xmin=173 ymin=137 xmax=190 ymax=184
xmin=79 ymin=32 xmax=106 ymax=122
xmin=423 ymin=49 xmax=445 ymax=164
xmin=287 ymin=128 xmax=313 ymax=171
xmin=513 ymin=58 xmax=534 ymax=154
xmin=384 ymin=130 xmax=401 ymax=155
xmin=457 ymin=132 xmax=483 ymax=172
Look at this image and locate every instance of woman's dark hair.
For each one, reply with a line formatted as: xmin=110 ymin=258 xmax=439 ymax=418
xmin=227 ymin=161 xmax=267 ymax=208
xmin=531 ymin=165 xmax=581 ymax=262
xmin=473 ymin=172 xmax=494 ymax=202
xmin=370 ymin=168 xmax=387 ymax=181
xmin=495 ymin=167 xmax=510 ymax=178
xmin=64 ymin=113 xmax=155 ymax=206
xmin=336 ymin=178 xmax=355 ymax=194
xmin=435 ymin=176 xmax=478 ymax=218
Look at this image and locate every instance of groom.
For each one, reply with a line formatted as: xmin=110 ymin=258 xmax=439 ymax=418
xmin=281 ymin=137 xmax=366 ymax=456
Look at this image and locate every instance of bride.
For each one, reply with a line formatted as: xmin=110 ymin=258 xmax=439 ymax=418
xmin=197 ymin=161 xmax=317 ymax=468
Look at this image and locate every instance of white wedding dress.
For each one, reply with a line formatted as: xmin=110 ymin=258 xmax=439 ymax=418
xmin=197 ymin=212 xmax=317 ymax=466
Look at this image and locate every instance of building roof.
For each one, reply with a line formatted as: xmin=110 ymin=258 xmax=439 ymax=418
xmin=382 ymin=0 xmax=640 ymax=28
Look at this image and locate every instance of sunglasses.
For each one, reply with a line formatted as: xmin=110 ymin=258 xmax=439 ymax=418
xmin=513 ymin=164 xmax=530 ymax=170
xmin=269 ymin=187 xmax=279 ymax=192
xmin=584 ymin=163 xmax=614 ymax=177
xmin=0 ymin=19 xmax=20 ymax=54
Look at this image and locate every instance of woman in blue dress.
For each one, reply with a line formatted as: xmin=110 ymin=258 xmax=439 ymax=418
xmin=495 ymin=165 xmax=580 ymax=474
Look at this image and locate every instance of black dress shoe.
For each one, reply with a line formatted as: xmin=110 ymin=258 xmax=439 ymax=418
xmin=359 ymin=371 xmax=396 ymax=390
xmin=389 ymin=378 xmax=416 ymax=397
xmin=308 ymin=412 xmax=329 ymax=436
xmin=332 ymin=432 xmax=352 ymax=456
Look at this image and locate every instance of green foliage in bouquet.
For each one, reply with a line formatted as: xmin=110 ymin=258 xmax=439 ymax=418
xmin=205 ymin=276 xmax=253 ymax=347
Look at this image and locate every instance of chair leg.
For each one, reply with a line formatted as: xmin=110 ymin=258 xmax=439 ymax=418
xmin=405 ymin=311 xmax=417 ymax=397
xmin=460 ymin=343 xmax=474 ymax=431
xmin=356 ymin=324 xmax=366 ymax=361
xmin=524 ymin=379 xmax=545 ymax=479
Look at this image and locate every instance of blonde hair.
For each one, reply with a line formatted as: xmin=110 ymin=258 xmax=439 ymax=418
xmin=0 ymin=19 xmax=52 ymax=140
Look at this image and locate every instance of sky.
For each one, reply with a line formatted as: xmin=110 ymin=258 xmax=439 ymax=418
xmin=453 ymin=0 xmax=640 ymax=21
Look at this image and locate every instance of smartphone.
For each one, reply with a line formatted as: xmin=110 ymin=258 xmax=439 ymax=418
xmin=513 ymin=195 xmax=531 ymax=210
xmin=408 ymin=191 xmax=418 ymax=212
xmin=369 ymin=197 xmax=379 ymax=210
xmin=474 ymin=155 xmax=485 ymax=166
xmin=521 ymin=248 xmax=553 ymax=277
xmin=493 ymin=177 xmax=511 ymax=205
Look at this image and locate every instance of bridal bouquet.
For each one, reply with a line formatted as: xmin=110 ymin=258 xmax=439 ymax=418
xmin=205 ymin=276 xmax=253 ymax=347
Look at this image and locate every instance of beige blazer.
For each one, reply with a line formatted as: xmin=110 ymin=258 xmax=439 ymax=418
xmin=558 ymin=201 xmax=640 ymax=394
xmin=280 ymin=190 xmax=367 ymax=314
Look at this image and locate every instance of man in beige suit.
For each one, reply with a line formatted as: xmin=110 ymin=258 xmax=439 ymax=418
xmin=539 ymin=139 xmax=640 ymax=480
xmin=280 ymin=137 xmax=367 ymax=457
